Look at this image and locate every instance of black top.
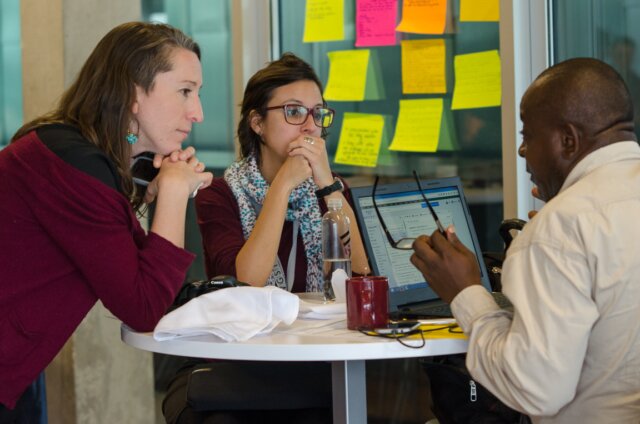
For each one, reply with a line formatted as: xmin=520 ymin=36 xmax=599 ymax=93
xmin=36 ymin=124 xmax=121 ymax=192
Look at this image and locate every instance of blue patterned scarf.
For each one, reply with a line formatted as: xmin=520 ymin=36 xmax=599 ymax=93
xmin=224 ymin=155 xmax=323 ymax=292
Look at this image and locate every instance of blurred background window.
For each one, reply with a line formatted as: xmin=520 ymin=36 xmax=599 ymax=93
xmin=274 ymin=0 xmax=504 ymax=251
xmin=0 ymin=0 xmax=23 ymax=148
xmin=142 ymin=0 xmax=235 ymax=280
xmin=142 ymin=0 xmax=235 ymax=169
xmin=551 ymin=0 xmax=640 ymax=140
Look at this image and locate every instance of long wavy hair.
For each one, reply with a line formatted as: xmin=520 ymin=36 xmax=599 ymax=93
xmin=237 ymin=52 xmax=327 ymax=166
xmin=12 ymin=21 xmax=200 ymax=211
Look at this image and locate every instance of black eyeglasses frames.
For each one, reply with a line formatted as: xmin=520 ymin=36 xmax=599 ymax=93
xmin=265 ymin=104 xmax=335 ymax=128
xmin=372 ymin=171 xmax=446 ymax=250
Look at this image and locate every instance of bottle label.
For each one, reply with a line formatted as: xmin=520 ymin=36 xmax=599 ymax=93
xmin=340 ymin=229 xmax=351 ymax=257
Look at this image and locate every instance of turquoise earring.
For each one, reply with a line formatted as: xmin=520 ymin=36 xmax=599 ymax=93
xmin=126 ymin=131 xmax=138 ymax=145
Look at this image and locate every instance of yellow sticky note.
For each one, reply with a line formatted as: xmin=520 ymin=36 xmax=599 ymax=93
xmin=451 ymin=50 xmax=501 ymax=110
xmin=324 ymin=50 xmax=370 ymax=101
xmin=460 ymin=0 xmax=499 ymax=22
xmin=396 ymin=0 xmax=447 ymax=34
xmin=334 ymin=113 xmax=385 ymax=168
xmin=402 ymin=39 xmax=447 ymax=94
xmin=303 ymin=0 xmax=345 ymax=42
xmin=389 ymin=99 xmax=443 ymax=152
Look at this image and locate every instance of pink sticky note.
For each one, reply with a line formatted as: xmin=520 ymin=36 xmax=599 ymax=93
xmin=355 ymin=0 xmax=398 ymax=47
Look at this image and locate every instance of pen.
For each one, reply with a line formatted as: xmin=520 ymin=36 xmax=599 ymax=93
xmin=413 ymin=171 xmax=446 ymax=236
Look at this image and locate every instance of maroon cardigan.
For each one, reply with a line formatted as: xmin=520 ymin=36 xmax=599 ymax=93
xmin=195 ymin=176 xmax=353 ymax=293
xmin=0 ymin=133 xmax=194 ymax=408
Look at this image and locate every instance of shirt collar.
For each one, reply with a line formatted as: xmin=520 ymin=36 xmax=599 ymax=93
xmin=560 ymin=141 xmax=640 ymax=194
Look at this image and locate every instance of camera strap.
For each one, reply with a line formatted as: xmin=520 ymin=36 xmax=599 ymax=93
xmin=286 ymin=220 xmax=299 ymax=292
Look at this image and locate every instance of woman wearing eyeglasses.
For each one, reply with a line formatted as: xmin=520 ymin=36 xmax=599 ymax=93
xmin=195 ymin=52 xmax=368 ymax=292
xmin=162 ymin=53 xmax=368 ymax=424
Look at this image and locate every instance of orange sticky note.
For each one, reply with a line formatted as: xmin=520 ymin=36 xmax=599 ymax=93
xmin=401 ymin=39 xmax=447 ymax=94
xmin=396 ymin=0 xmax=447 ymax=34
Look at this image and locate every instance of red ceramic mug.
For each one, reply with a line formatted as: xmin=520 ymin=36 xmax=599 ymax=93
xmin=346 ymin=276 xmax=389 ymax=330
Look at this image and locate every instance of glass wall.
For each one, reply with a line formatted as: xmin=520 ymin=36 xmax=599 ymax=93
xmin=139 ymin=0 xmax=507 ymax=253
xmin=276 ymin=0 xmax=504 ymax=250
xmin=142 ymin=0 xmax=235 ymax=169
xmin=142 ymin=0 xmax=235 ymax=281
xmin=0 ymin=0 xmax=23 ymax=147
xmin=551 ymin=0 xmax=640 ymax=139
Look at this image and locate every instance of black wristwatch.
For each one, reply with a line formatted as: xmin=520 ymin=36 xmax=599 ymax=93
xmin=315 ymin=177 xmax=344 ymax=198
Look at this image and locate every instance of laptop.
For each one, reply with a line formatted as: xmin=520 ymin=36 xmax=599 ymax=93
xmin=350 ymin=176 xmax=509 ymax=318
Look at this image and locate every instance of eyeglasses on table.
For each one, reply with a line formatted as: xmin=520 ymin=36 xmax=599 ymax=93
xmin=371 ymin=170 xmax=446 ymax=250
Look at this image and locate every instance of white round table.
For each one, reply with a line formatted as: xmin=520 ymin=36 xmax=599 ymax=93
xmin=122 ymin=323 xmax=468 ymax=424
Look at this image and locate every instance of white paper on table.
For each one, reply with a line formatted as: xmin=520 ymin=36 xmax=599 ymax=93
xmin=331 ymin=268 xmax=348 ymax=303
xmin=297 ymin=298 xmax=346 ymax=320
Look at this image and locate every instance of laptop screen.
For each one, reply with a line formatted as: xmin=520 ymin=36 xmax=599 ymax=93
xmin=350 ymin=176 xmax=492 ymax=312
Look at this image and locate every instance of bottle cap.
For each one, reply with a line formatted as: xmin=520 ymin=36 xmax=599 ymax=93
xmin=327 ymin=198 xmax=343 ymax=209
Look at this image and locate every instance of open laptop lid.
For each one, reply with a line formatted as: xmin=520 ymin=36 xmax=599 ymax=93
xmin=350 ymin=176 xmax=492 ymax=313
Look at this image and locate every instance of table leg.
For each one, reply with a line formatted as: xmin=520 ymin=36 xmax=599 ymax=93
xmin=331 ymin=360 xmax=367 ymax=424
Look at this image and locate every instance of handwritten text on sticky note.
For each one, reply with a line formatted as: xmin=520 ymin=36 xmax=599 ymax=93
xmin=451 ymin=50 xmax=501 ymax=110
xmin=303 ymin=0 xmax=345 ymax=42
xmin=401 ymin=39 xmax=447 ymax=94
xmin=390 ymin=99 xmax=443 ymax=152
xmin=356 ymin=0 xmax=398 ymax=47
xmin=335 ymin=113 xmax=385 ymax=167
xmin=324 ymin=49 xmax=370 ymax=101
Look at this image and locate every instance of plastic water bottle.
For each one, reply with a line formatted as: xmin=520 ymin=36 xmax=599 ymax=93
xmin=322 ymin=198 xmax=352 ymax=301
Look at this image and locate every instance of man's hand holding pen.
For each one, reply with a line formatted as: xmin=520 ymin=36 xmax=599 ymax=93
xmin=410 ymin=226 xmax=483 ymax=304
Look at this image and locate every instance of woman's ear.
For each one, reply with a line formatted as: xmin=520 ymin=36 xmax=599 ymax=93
xmin=131 ymin=85 xmax=143 ymax=115
xmin=249 ymin=110 xmax=263 ymax=136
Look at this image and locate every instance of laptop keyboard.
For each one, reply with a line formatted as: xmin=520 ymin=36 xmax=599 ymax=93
xmin=402 ymin=303 xmax=453 ymax=318
xmin=400 ymin=292 xmax=513 ymax=318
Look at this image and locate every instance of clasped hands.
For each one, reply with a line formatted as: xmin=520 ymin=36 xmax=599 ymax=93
xmin=276 ymin=135 xmax=334 ymax=192
xmin=143 ymin=147 xmax=213 ymax=204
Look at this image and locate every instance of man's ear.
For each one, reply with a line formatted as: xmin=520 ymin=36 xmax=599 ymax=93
xmin=249 ymin=110 xmax=263 ymax=136
xmin=560 ymin=122 xmax=580 ymax=160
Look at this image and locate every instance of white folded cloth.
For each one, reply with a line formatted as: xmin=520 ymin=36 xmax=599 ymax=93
xmin=298 ymin=299 xmax=346 ymax=320
xmin=153 ymin=286 xmax=299 ymax=342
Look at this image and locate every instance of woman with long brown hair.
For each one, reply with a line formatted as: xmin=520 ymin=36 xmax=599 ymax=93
xmin=0 ymin=21 xmax=212 ymax=414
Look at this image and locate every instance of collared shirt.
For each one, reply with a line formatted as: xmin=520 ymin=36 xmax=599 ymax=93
xmin=452 ymin=141 xmax=640 ymax=423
